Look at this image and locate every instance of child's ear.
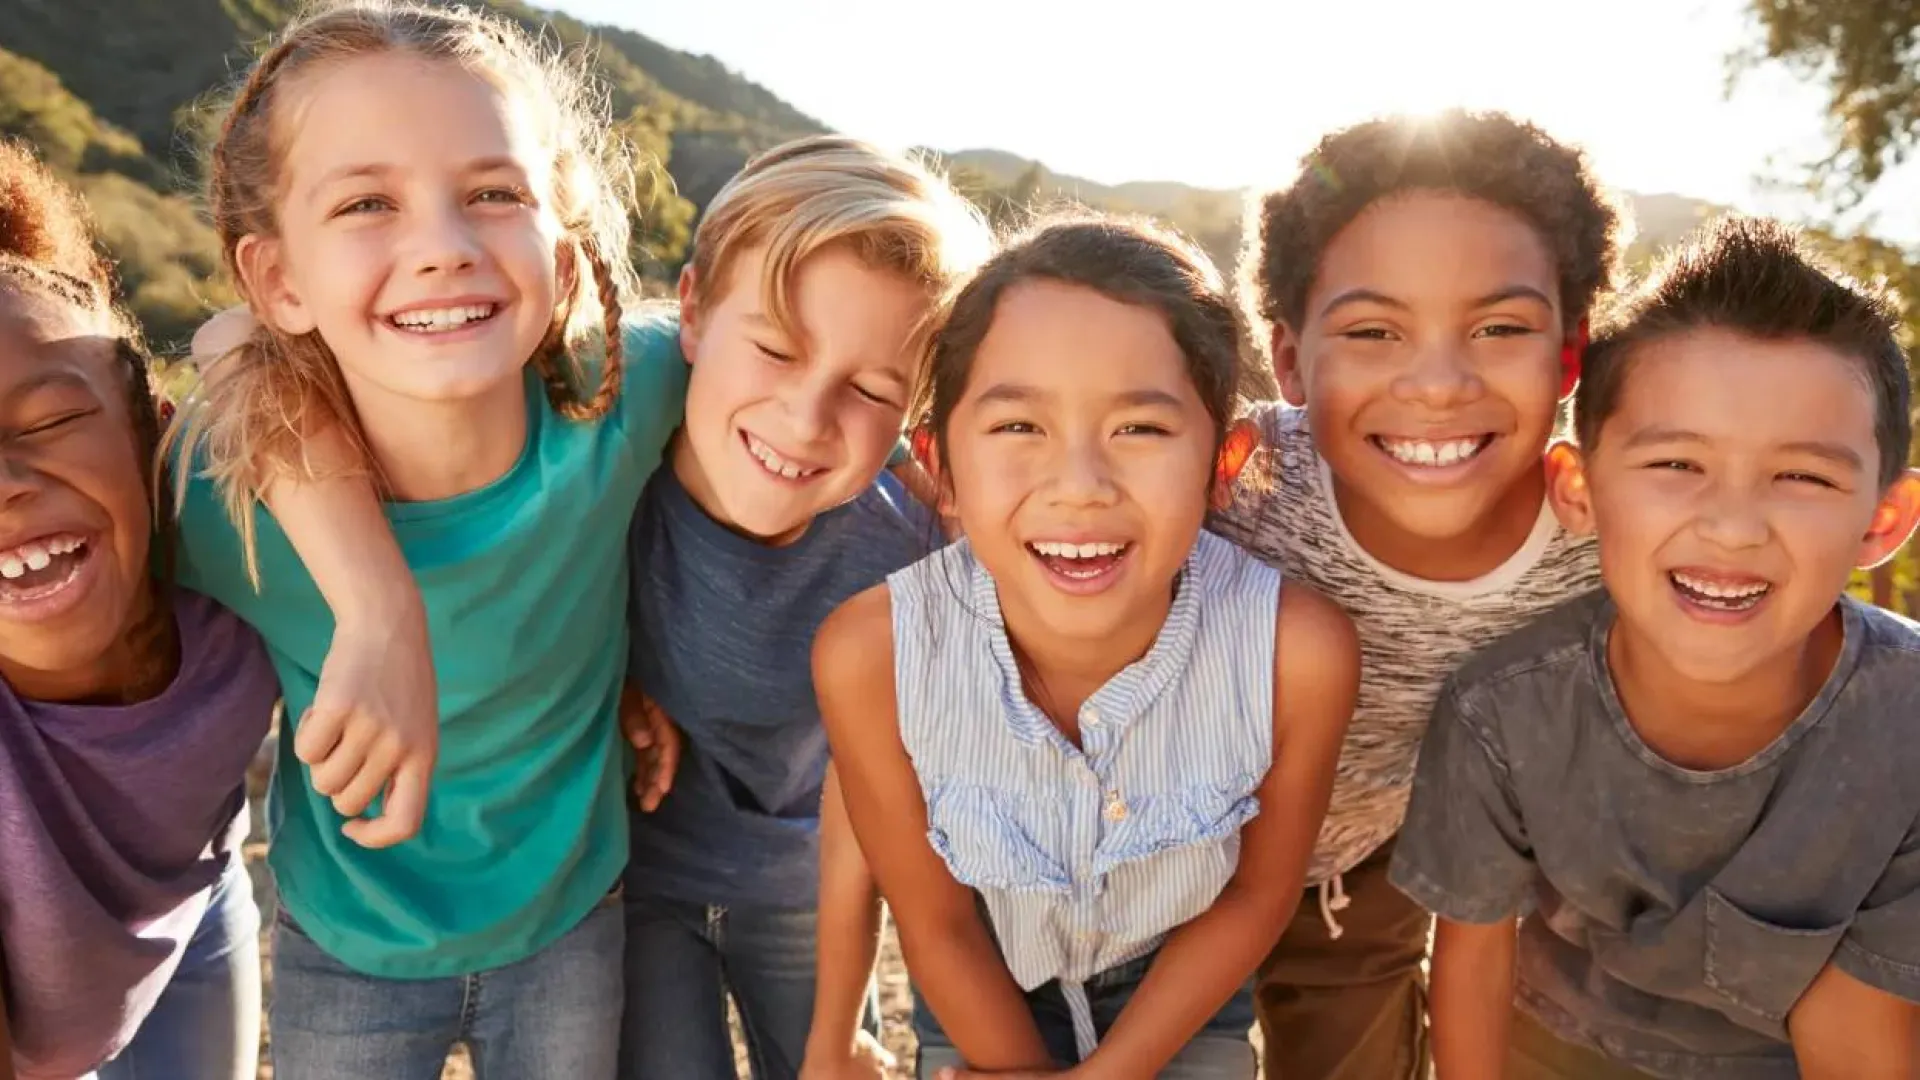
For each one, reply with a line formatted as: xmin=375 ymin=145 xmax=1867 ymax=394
xmin=1559 ymin=318 xmax=1589 ymax=401
xmin=1545 ymin=440 xmax=1596 ymax=535
xmin=1857 ymin=468 xmax=1920 ymax=569
xmin=913 ymin=428 xmax=961 ymax=519
xmin=676 ymin=266 xmax=701 ymax=364
xmin=233 ymin=235 xmax=314 ymax=336
xmin=1272 ymin=324 xmax=1307 ymax=408
xmin=1210 ymin=418 xmax=1261 ymax=512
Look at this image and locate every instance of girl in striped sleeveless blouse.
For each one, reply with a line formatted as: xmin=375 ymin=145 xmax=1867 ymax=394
xmin=814 ymin=215 xmax=1361 ymax=1079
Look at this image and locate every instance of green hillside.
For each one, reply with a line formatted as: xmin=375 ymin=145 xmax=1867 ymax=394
xmin=1 ymin=0 xmax=1911 ymax=363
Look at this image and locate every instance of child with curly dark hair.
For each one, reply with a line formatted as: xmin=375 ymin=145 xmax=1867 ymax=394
xmin=1208 ymin=108 xmax=1625 ymax=1080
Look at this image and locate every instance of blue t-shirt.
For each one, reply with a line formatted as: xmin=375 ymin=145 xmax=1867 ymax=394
xmin=174 ymin=317 xmax=688 ymax=977
xmin=623 ymin=463 xmax=932 ymax=906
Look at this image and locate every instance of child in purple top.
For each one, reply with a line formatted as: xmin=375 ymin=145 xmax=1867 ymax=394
xmin=0 ymin=142 xmax=279 ymax=1080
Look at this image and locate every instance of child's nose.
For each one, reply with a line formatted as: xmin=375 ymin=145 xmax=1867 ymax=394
xmin=1393 ymin=343 xmax=1483 ymax=408
xmin=407 ymin=207 xmax=481 ymax=276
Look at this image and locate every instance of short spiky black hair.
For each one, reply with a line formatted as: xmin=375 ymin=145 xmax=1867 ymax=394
xmin=1240 ymin=109 xmax=1624 ymax=350
xmin=1575 ymin=215 xmax=1913 ymax=488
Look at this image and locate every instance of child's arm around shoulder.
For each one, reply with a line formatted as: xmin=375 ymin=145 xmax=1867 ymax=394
xmin=185 ymin=318 xmax=435 ymax=849
xmin=812 ymin=585 xmax=1055 ymax=1072
xmin=1078 ymin=582 xmax=1358 ymax=1079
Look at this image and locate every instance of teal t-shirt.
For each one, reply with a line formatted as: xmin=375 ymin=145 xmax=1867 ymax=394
xmin=175 ymin=316 xmax=687 ymax=977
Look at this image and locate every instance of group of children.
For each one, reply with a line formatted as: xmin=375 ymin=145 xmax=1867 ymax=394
xmin=1 ymin=2 xmax=1916 ymax=1079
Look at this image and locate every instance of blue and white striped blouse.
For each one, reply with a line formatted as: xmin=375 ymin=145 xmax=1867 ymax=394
xmin=889 ymin=529 xmax=1280 ymax=1057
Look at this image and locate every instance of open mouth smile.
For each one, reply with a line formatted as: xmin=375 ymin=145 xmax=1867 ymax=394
xmin=1370 ymin=434 xmax=1496 ymax=469
xmin=0 ymin=532 xmax=97 ymax=619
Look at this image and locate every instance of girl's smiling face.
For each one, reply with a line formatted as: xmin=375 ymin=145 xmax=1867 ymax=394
xmin=0 ymin=287 xmax=156 ymax=701
xmin=940 ymin=280 xmax=1218 ymax=647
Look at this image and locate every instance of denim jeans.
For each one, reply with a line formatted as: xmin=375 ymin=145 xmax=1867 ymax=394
xmin=913 ymin=950 xmax=1256 ymax=1079
xmin=618 ymin=892 xmax=879 ymax=1080
xmin=268 ymin=888 xmax=625 ymax=1080
xmin=92 ymin=854 xmax=262 ymax=1080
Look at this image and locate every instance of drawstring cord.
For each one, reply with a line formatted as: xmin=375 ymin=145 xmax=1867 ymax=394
xmin=1317 ymin=873 xmax=1350 ymax=940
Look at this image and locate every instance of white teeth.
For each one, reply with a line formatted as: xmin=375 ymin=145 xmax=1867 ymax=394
xmin=745 ymin=434 xmax=819 ymax=480
xmin=1379 ymin=437 xmax=1486 ymax=467
xmin=390 ymin=304 xmax=496 ymax=332
xmin=0 ymin=534 xmax=85 ymax=578
xmin=1672 ymin=571 xmax=1770 ymax=600
xmin=1031 ymin=541 xmax=1127 ymax=559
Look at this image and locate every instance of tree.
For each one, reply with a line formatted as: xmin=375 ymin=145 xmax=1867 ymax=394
xmin=1736 ymin=0 xmax=1920 ymax=204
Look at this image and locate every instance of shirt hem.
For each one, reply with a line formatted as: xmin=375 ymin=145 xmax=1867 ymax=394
xmin=1385 ymin=861 xmax=1522 ymax=925
xmin=272 ymin=854 xmax=624 ymax=979
xmin=1835 ymin=936 xmax=1920 ymax=1004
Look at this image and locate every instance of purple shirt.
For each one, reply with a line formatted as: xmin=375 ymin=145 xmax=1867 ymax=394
xmin=2 ymin=590 xmax=277 ymax=1078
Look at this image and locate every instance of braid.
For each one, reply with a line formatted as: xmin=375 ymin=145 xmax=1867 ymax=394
xmin=208 ymin=35 xmax=304 ymax=287
xmin=548 ymin=237 xmax=625 ymax=422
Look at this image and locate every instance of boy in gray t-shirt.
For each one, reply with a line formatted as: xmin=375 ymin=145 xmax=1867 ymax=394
xmin=1392 ymin=216 xmax=1920 ymax=1080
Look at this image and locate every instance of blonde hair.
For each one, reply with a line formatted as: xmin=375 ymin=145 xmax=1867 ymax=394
xmin=170 ymin=0 xmax=638 ymax=577
xmin=685 ymin=135 xmax=991 ymax=360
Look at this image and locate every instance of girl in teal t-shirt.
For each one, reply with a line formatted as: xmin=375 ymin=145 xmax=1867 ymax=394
xmin=165 ymin=5 xmax=685 ymax=1077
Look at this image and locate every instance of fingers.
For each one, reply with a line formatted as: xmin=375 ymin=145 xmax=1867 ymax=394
xmin=293 ymin=703 xmax=350 ymax=768
xmin=647 ymin=705 xmax=681 ymax=798
xmin=304 ymin=714 xmax=372 ymax=799
xmin=341 ymin=756 xmax=430 ymax=849
xmin=329 ymin=735 xmax=403 ymax=818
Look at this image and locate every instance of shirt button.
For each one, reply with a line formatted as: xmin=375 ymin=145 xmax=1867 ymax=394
xmin=1104 ymin=792 xmax=1127 ymax=822
xmin=1082 ymin=707 xmax=1100 ymax=727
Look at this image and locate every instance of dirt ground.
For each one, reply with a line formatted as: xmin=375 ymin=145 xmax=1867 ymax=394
xmin=242 ymin=745 xmax=921 ymax=1080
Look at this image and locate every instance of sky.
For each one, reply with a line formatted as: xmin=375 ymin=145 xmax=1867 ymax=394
xmin=554 ymin=0 xmax=1919 ymax=244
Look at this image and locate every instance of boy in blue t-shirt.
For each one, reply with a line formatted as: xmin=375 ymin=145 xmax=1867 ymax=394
xmin=1393 ymin=216 xmax=1920 ymax=1079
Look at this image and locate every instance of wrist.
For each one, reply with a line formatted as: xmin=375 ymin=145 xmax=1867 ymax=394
xmin=333 ymin=583 xmax=427 ymax=635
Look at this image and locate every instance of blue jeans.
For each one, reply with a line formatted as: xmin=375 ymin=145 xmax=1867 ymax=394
xmin=268 ymin=888 xmax=625 ymax=1080
xmin=618 ymin=892 xmax=878 ymax=1080
xmin=94 ymin=854 xmax=262 ymax=1080
xmin=913 ymin=951 xmax=1256 ymax=1079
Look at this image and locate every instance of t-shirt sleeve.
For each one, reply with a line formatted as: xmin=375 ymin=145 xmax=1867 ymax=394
xmin=1388 ymin=679 xmax=1537 ymax=923
xmin=616 ymin=313 xmax=690 ymax=478
xmin=1835 ymin=816 xmax=1920 ymax=1003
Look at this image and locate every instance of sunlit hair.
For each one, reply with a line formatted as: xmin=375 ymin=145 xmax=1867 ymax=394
xmin=1577 ymin=215 xmax=1913 ymax=488
xmin=0 ymin=137 xmax=174 ymax=598
xmin=917 ymin=212 xmax=1256 ymax=467
xmin=1241 ymin=109 xmax=1627 ymax=360
xmin=685 ymin=135 xmax=992 ymax=368
xmin=168 ymin=0 xmax=639 ymax=578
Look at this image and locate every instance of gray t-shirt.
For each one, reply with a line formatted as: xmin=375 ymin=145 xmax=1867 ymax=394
xmin=1391 ymin=591 xmax=1920 ymax=1080
xmin=1209 ymin=402 xmax=1602 ymax=882
xmin=1 ymin=591 xmax=279 ymax=1079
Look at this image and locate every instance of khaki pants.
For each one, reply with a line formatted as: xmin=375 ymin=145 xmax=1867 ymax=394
xmin=1508 ymin=1010 xmax=1655 ymax=1079
xmin=1255 ymin=839 xmax=1432 ymax=1080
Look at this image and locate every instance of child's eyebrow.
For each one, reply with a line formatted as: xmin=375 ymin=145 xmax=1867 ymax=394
xmin=1318 ymin=284 xmax=1553 ymax=319
xmin=1318 ymin=288 xmax=1406 ymax=319
xmin=3 ymin=367 xmax=95 ymax=404
xmin=1622 ymin=425 xmax=1866 ymax=472
xmin=1778 ymin=440 xmax=1866 ymax=472
xmin=972 ymin=383 xmax=1184 ymax=410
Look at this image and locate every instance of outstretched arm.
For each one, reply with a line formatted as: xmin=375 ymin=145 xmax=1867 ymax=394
xmin=800 ymin=766 xmax=896 ymax=1080
xmin=814 ymin=586 xmax=1054 ymax=1072
xmin=1789 ymin=960 xmax=1920 ymax=1077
